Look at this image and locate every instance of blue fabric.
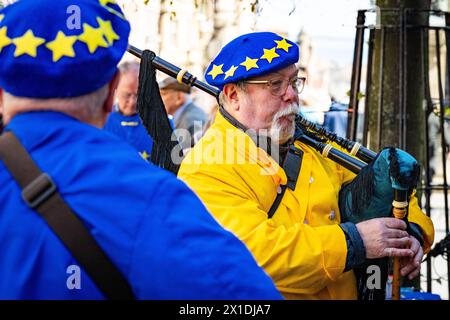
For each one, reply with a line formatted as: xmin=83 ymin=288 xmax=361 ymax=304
xmin=103 ymin=112 xmax=154 ymax=159
xmin=173 ymin=100 xmax=190 ymax=125
xmin=0 ymin=111 xmax=282 ymax=300
xmin=400 ymin=289 xmax=441 ymax=300
xmin=0 ymin=0 xmax=130 ymax=98
xmin=339 ymin=222 xmax=366 ymax=272
xmin=323 ymin=102 xmax=349 ymax=138
xmin=205 ymin=32 xmax=299 ymax=90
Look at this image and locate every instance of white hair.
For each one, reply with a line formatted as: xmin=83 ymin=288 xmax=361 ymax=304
xmin=118 ymin=60 xmax=140 ymax=76
xmin=2 ymin=84 xmax=110 ymax=126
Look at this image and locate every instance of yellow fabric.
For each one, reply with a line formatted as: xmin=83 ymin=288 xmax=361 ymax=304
xmin=407 ymin=190 xmax=434 ymax=254
xmin=178 ymin=111 xmax=434 ymax=299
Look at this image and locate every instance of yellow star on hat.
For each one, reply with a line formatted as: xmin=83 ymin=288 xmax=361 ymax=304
xmin=140 ymin=150 xmax=150 ymax=161
xmin=78 ymin=23 xmax=108 ymax=54
xmin=97 ymin=17 xmax=120 ymax=45
xmin=207 ymin=64 xmax=224 ymax=80
xmin=224 ymin=65 xmax=238 ymax=80
xmin=0 ymin=26 xmax=12 ymax=54
xmin=99 ymin=0 xmax=117 ymax=5
xmin=12 ymin=29 xmax=46 ymax=58
xmin=0 ymin=14 xmax=4 ymax=23
xmin=274 ymin=38 xmax=292 ymax=52
xmin=46 ymin=31 xmax=78 ymax=62
xmin=240 ymin=57 xmax=259 ymax=71
xmin=260 ymin=47 xmax=280 ymax=63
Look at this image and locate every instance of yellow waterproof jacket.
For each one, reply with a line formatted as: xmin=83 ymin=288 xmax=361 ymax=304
xmin=178 ymin=111 xmax=434 ymax=299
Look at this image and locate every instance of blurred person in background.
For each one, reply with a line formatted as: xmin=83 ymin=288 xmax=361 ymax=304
xmin=103 ymin=61 xmax=154 ymax=161
xmin=159 ymin=77 xmax=207 ymax=153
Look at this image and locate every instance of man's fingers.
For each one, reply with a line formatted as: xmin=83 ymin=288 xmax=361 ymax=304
xmin=387 ymin=229 xmax=409 ymax=239
xmin=387 ymin=237 xmax=411 ymax=248
xmin=408 ymin=267 xmax=421 ymax=280
xmin=401 ymin=262 xmax=416 ymax=276
xmin=400 ymin=240 xmax=423 ymax=279
xmin=384 ymin=218 xmax=407 ymax=230
xmin=409 ymin=236 xmax=421 ymax=254
xmin=414 ymin=247 xmax=424 ymax=266
xmin=403 ymin=263 xmax=421 ymax=280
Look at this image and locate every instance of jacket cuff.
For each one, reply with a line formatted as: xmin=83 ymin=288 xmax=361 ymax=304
xmin=339 ymin=222 xmax=366 ymax=272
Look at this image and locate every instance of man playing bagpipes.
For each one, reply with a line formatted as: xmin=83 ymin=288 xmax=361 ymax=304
xmin=175 ymin=32 xmax=434 ymax=300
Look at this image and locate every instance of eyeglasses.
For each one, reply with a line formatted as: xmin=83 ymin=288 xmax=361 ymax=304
xmin=244 ymin=76 xmax=306 ymax=96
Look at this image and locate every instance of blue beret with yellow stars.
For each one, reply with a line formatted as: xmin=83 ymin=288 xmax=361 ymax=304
xmin=205 ymin=32 xmax=299 ymax=91
xmin=0 ymin=0 xmax=130 ymax=98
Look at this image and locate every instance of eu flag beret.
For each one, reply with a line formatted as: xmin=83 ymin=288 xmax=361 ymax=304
xmin=205 ymin=32 xmax=299 ymax=91
xmin=0 ymin=0 xmax=130 ymax=98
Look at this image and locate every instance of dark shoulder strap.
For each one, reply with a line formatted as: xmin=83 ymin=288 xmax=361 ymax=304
xmin=267 ymin=145 xmax=303 ymax=219
xmin=0 ymin=131 xmax=135 ymax=300
xmin=267 ymin=184 xmax=288 ymax=219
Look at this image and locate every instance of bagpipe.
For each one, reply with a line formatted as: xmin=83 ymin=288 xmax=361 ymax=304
xmin=128 ymin=45 xmax=421 ymax=300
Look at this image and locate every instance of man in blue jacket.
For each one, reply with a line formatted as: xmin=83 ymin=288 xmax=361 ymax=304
xmin=0 ymin=0 xmax=281 ymax=299
xmin=103 ymin=61 xmax=157 ymax=161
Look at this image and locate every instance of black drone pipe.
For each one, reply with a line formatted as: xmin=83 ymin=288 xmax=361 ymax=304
xmin=128 ymin=45 xmax=220 ymax=98
xmin=127 ymin=45 xmax=369 ymax=174
xmin=296 ymin=134 xmax=366 ymax=174
xmin=296 ymin=116 xmax=377 ymax=163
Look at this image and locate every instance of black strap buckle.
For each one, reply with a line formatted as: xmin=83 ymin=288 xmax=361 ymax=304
xmin=21 ymin=173 xmax=57 ymax=209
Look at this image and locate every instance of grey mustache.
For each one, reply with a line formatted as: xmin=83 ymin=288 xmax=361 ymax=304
xmin=274 ymin=104 xmax=300 ymax=119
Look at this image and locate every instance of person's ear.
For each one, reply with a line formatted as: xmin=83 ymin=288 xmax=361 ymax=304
xmin=176 ymin=91 xmax=186 ymax=105
xmin=103 ymin=71 xmax=121 ymax=113
xmin=222 ymin=84 xmax=240 ymax=111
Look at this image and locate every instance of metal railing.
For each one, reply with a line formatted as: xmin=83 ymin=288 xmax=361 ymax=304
xmin=348 ymin=8 xmax=450 ymax=298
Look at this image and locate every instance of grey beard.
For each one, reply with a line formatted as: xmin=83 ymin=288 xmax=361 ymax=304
xmin=269 ymin=103 xmax=299 ymax=144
